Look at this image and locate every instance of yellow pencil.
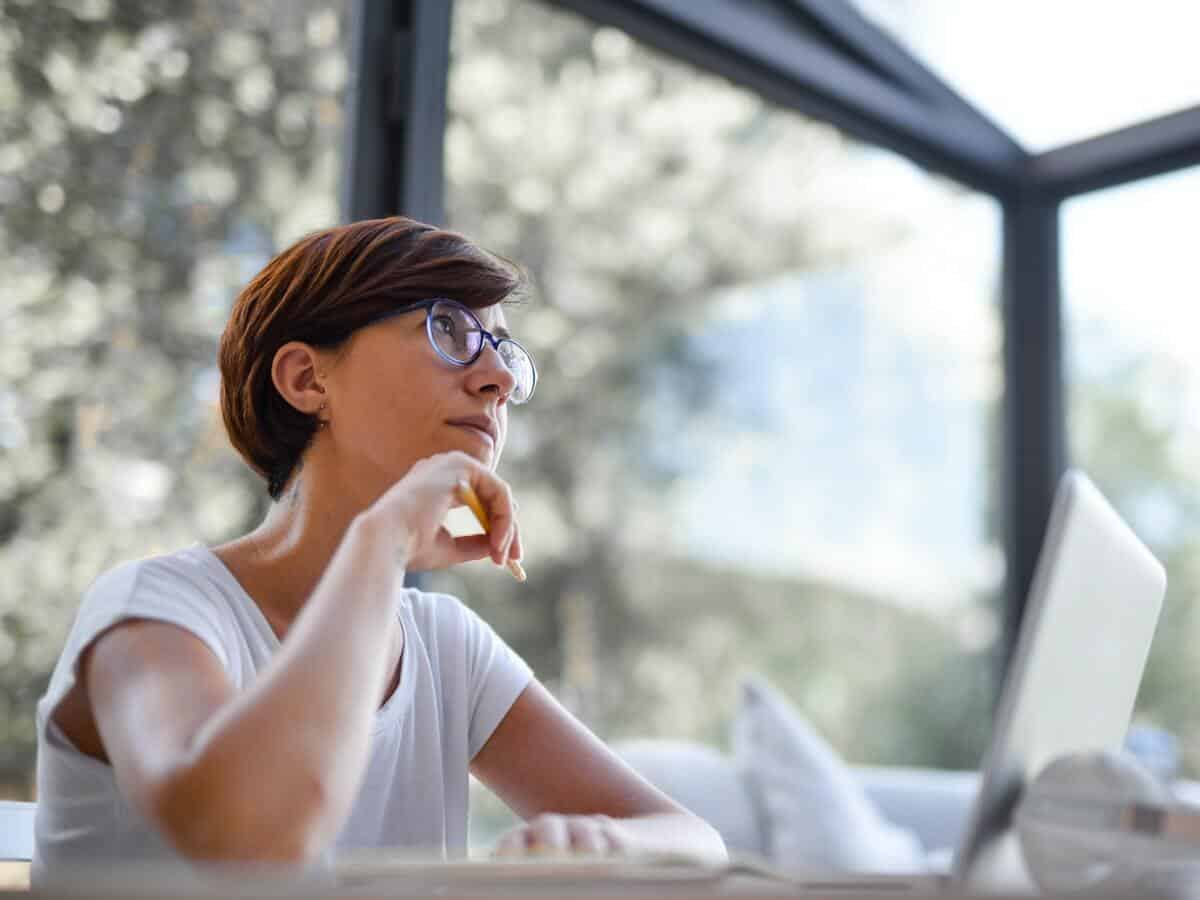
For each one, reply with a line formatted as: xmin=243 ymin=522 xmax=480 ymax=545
xmin=458 ymin=480 xmax=526 ymax=582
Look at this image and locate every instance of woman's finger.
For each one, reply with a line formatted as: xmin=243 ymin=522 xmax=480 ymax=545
xmin=509 ymin=520 xmax=523 ymax=563
xmin=566 ymin=818 xmax=607 ymax=856
xmin=492 ymin=499 xmax=515 ymax=566
xmin=501 ymin=513 xmax=517 ymax=565
xmin=527 ymin=814 xmax=570 ymax=854
xmin=466 ymin=472 xmax=516 ymax=563
xmin=444 ymin=533 xmax=492 ymax=565
xmin=598 ymin=816 xmax=629 ymax=856
xmin=449 ymin=456 xmax=519 ymax=568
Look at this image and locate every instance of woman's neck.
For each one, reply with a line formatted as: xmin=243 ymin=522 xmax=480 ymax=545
xmin=213 ymin=472 xmax=368 ymax=634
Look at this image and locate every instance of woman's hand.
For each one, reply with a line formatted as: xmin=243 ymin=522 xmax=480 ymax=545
xmin=358 ymin=451 xmax=521 ymax=572
xmin=493 ymin=813 xmax=632 ymax=859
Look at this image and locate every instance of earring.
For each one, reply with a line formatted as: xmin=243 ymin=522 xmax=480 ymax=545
xmin=315 ymin=372 xmax=328 ymax=428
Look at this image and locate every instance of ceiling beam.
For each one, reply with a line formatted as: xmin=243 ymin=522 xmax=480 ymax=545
xmin=780 ymin=0 xmax=1017 ymax=151
xmin=1030 ymin=104 xmax=1200 ymax=199
xmin=552 ymin=0 xmax=1026 ymax=194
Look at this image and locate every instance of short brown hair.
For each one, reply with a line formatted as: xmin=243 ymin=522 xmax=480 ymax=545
xmin=218 ymin=216 xmax=526 ymax=499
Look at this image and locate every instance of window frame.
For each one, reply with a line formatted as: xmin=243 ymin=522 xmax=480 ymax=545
xmin=343 ymin=0 xmax=1200 ymax=701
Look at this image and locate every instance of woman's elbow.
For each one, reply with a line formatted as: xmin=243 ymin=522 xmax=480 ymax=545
xmin=146 ymin=764 xmax=334 ymax=865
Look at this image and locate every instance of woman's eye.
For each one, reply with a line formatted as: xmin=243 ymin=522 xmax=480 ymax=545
xmin=432 ymin=315 xmax=455 ymax=336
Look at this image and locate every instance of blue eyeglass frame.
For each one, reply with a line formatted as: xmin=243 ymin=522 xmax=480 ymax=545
xmin=369 ymin=298 xmax=537 ymax=403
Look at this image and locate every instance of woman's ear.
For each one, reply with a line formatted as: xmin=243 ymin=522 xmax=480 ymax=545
xmin=271 ymin=342 xmax=327 ymax=416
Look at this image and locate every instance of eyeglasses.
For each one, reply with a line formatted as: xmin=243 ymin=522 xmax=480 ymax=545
xmin=374 ymin=298 xmax=537 ymax=404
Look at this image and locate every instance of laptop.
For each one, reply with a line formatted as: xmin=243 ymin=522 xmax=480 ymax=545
xmin=329 ymin=469 xmax=1166 ymax=896
xmin=948 ymin=469 xmax=1165 ymax=892
xmin=774 ymin=468 xmax=1166 ymax=894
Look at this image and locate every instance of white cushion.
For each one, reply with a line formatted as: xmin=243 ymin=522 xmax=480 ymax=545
xmin=854 ymin=765 xmax=978 ymax=853
xmin=733 ymin=675 xmax=926 ymax=874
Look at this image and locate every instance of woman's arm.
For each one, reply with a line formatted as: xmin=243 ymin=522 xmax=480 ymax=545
xmin=85 ymin=513 xmax=403 ymax=862
xmin=471 ymin=680 xmax=728 ymax=864
xmin=82 ymin=452 xmax=518 ymax=863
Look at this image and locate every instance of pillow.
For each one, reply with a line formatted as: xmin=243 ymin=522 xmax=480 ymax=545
xmin=733 ymin=675 xmax=926 ymax=874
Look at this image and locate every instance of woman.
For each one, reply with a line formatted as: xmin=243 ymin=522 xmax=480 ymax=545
xmin=32 ymin=217 xmax=726 ymax=878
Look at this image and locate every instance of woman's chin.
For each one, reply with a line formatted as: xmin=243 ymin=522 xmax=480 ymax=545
xmin=446 ymin=437 xmax=494 ymax=467
xmin=464 ymin=445 xmax=495 ymax=466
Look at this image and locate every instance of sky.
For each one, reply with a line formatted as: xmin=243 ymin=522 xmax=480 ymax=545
xmin=627 ymin=146 xmax=1004 ymax=614
xmin=851 ymin=0 xmax=1200 ymax=152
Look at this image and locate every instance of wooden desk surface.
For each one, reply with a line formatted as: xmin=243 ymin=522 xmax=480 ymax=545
xmin=0 ymin=859 xmax=952 ymax=899
xmin=0 ymin=889 xmax=1162 ymax=900
xmin=8 ymin=858 xmax=1179 ymax=899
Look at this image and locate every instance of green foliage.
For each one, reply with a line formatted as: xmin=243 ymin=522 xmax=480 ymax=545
xmin=0 ymin=0 xmax=350 ymax=792
xmin=2 ymin=0 xmax=1049 ymax=799
xmin=1070 ymin=355 xmax=1200 ymax=774
xmin=435 ymin=0 xmax=998 ymax=769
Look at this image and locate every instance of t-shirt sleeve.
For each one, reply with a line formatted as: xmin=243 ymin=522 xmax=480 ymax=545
xmin=447 ymin=597 xmax=534 ymax=760
xmin=38 ymin=556 xmax=233 ymax=735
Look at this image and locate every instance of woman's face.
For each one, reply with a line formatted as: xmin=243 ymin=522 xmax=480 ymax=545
xmin=322 ymin=303 xmax=518 ymax=498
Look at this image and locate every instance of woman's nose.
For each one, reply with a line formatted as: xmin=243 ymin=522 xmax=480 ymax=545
xmin=470 ymin=340 xmax=518 ymax=399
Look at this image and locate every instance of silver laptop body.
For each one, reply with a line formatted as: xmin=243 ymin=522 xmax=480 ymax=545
xmin=780 ymin=470 xmax=1166 ymax=894
xmin=950 ymin=469 xmax=1166 ymax=891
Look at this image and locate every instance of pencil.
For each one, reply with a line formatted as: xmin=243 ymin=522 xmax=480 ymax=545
xmin=457 ymin=480 xmax=526 ymax=582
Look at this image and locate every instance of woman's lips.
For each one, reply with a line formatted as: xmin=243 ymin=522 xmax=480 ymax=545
xmin=449 ymin=422 xmax=495 ymax=449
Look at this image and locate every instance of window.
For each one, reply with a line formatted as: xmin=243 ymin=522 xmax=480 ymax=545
xmin=0 ymin=0 xmax=350 ymax=797
xmin=1063 ymin=165 xmax=1200 ymax=776
xmin=436 ymin=0 xmax=1003 ymax=783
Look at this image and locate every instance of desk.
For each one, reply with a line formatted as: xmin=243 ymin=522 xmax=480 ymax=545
xmin=6 ymin=858 xmax=953 ymax=899
xmin=0 ymin=887 xmax=1159 ymax=900
xmin=11 ymin=859 xmax=1172 ymax=900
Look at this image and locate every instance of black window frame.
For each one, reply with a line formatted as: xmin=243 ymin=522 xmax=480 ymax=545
xmin=343 ymin=0 xmax=1200 ymax=698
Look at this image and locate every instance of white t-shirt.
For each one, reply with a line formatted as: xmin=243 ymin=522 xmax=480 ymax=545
xmin=31 ymin=543 xmax=533 ymax=884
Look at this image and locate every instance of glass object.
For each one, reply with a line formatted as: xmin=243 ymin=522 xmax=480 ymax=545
xmin=439 ymin=0 xmax=1004 ymax=802
xmin=1063 ymin=165 xmax=1200 ymax=777
xmin=852 ymin=0 xmax=1200 ymax=152
xmin=363 ymin=299 xmax=537 ymax=404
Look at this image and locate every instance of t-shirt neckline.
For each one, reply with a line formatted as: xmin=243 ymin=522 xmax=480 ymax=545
xmin=188 ymin=542 xmax=413 ymax=730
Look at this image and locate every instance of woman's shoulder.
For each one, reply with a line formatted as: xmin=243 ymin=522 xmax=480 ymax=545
xmin=44 ymin=545 xmax=248 ymax=711
xmin=76 ymin=543 xmax=248 ymax=646
xmin=401 ymin=586 xmax=521 ymax=661
xmin=86 ymin=544 xmax=230 ymax=604
xmin=401 ymin=586 xmax=499 ymax=652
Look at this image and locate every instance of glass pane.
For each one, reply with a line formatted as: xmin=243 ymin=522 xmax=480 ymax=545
xmin=1064 ymin=165 xmax=1200 ymax=778
xmin=441 ymin=0 xmax=1003 ymax=847
xmin=852 ymin=0 xmax=1200 ymax=152
xmin=0 ymin=1 xmax=350 ymax=800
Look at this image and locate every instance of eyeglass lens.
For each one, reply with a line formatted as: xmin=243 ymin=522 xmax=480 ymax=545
xmin=429 ymin=301 xmax=535 ymax=403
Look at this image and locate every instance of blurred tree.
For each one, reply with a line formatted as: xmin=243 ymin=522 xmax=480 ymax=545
xmin=1069 ymin=352 xmax=1200 ymax=774
xmin=436 ymin=0 xmax=995 ymax=768
xmin=0 ymin=0 xmax=350 ymax=793
xmin=1 ymin=0 xmax=1011 ymax=801
xmin=441 ymin=0 xmax=839 ymax=725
